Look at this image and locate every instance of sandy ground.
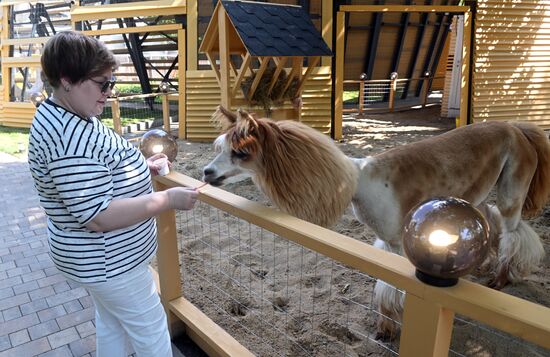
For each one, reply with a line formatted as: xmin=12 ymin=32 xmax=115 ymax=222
xmin=171 ymin=105 xmax=549 ymax=356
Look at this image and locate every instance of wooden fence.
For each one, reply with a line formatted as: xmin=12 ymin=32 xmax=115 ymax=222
xmin=152 ymin=172 xmax=550 ymax=357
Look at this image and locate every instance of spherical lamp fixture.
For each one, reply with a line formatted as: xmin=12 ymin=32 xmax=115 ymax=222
xmin=402 ymin=197 xmax=490 ymax=287
xmin=159 ymin=81 xmax=170 ymax=93
xmin=139 ymin=129 xmax=178 ymax=162
xmin=30 ymin=92 xmax=46 ymax=107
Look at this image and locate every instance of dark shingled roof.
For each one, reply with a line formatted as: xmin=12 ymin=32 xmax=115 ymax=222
xmin=221 ymin=0 xmax=332 ymax=57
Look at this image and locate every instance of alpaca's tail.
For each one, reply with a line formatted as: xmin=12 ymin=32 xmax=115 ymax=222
xmin=512 ymin=122 xmax=550 ymax=218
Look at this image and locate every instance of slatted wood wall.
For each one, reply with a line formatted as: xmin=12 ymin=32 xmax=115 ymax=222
xmin=472 ymin=0 xmax=550 ymax=127
xmin=186 ymin=66 xmax=332 ymax=141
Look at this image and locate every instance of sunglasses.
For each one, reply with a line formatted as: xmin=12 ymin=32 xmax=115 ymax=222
xmin=89 ymin=77 xmax=116 ymax=93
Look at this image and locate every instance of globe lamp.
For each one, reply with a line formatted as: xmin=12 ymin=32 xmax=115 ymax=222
xmin=159 ymin=81 xmax=170 ymax=93
xmin=139 ymin=129 xmax=178 ymax=162
xmin=30 ymin=92 xmax=46 ymax=107
xmin=402 ymin=197 xmax=489 ymax=287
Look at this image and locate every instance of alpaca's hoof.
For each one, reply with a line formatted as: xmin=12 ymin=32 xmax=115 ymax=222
xmin=488 ymin=267 xmax=510 ymax=290
xmin=375 ymin=327 xmax=398 ymax=342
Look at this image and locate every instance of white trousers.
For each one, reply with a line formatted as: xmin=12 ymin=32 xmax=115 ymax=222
xmin=78 ymin=265 xmax=172 ymax=357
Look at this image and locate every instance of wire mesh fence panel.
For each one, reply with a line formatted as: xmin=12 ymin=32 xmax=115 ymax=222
xmin=449 ymin=315 xmax=549 ymax=357
xmin=175 ymin=201 xmax=402 ymax=357
xmin=173 ymin=198 xmax=549 ymax=356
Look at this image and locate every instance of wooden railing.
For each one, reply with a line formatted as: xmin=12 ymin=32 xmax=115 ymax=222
xmin=153 ymin=172 xmax=550 ymax=357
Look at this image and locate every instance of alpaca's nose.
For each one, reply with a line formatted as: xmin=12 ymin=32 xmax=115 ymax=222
xmin=203 ymin=168 xmax=214 ymax=177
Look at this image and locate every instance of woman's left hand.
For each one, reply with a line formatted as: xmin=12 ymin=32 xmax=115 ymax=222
xmin=146 ymin=153 xmax=172 ymax=176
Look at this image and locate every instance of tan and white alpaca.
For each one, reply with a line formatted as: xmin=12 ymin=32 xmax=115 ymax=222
xmin=203 ymin=106 xmax=550 ymax=340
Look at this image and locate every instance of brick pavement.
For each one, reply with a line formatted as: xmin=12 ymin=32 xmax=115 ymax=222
xmin=0 ymin=152 xmax=191 ymax=357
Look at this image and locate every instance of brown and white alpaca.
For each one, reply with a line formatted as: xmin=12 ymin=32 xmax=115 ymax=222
xmin=202 ymin=106 xmax=550 ymax=340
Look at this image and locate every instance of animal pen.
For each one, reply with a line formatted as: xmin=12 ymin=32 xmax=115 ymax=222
xmin=0 ymin=0 xmax=549 ymax=355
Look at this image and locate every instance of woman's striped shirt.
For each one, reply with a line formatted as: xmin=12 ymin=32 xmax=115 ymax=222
xmin=28 ymin=99 xmax=157 ymax=283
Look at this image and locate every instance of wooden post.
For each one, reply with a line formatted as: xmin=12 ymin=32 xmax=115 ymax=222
xmin=178 ymin=28 xmax=186 ymax=139
xmin=334 ymin=11 xmax=345 ymax=140
xmin=459 ymin=10 xmax=472 ymax=127
xmin=153 ymin=181 xmax=186 ymax=337
xmin=218 ymin=7 xmax=231 ymax=109
xmin=389 ymin=72 xmax=398 ymax=112
xmin=358 ymin=81 xmax=365 ymax=113
xmin=111 ymin=98 xmax=122 ymax=135
xmin=399 ymin=293 xmax=454 ymax=357
xmin=162 ymin=93 xmax=170 ymax=132
xmin=421 ymin=72 xmax=430 ymax=107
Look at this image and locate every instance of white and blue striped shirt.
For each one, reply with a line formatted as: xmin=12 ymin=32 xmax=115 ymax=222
xmin=28 ymin=99 xmax=157 ymax=283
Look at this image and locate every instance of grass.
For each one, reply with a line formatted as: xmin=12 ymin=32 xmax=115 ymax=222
xmin=0 ymin=125 xmax=30 ymax=158
xmin=344 ymin=90 xmax=359 ymax=104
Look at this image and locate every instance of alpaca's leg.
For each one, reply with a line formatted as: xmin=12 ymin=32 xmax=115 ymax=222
xmin=491 ymin=217 xmax=544 ymax=289
xmin=491 ymin=198 xmax=544 ymax=289
xmin=373 ymin=238 xmax=404 ymax=341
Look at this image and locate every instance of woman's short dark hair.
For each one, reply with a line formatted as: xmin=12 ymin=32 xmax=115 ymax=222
xmin=41 ymin=31 xmax=118 ymax=88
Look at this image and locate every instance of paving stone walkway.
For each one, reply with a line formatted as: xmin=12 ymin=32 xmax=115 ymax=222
xmin=0 ymin=152 xmax=190 ymax=357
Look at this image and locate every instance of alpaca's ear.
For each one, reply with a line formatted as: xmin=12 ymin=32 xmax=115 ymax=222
xmin=211 ymin=105 xmax=237 ymax=131
xmin=236 ymin=108 xmax=259 ymax=133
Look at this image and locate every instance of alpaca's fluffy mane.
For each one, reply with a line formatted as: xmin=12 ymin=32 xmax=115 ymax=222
xmin=214 ymin=107 xmax=358 ymax=227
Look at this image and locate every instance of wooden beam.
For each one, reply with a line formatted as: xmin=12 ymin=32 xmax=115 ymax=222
xmin=295 ymin=56 xmax=320 ymax=96
xmin=1 ymin=37 xmax=49 ymax=46
xmin=231 ymin=52 xmax=252 ymax=98
xmin=218 ymin=7 xmax=231 ymax=108
xmin=277 ymin=57 xmax=301 ymax=101
xmin=81 ymin=23 xmax=182 ymax=37
xmin=177 ymin=28 xmax=186 ymax=139
xmin=187 ymin=0 xmax=198 ymax=71
xmin=205 ymin=52 xmax=221 ymax=86
xmin=247 ymin=57 xmax=270 ymax=100
xmin=340 ymin=5 xmax=470 ymax=13
xmin=267 ymin=57 xmax=287 ymax=96
xmin=321 ymin=0 xmax=333 ymax=67
xmin=334 ymin=11 xmax=345 ymax=140
xmin=71 ymin=0 xmax=186 ymax=23
xmin=459 ymin=10 xmax=472 ymax=127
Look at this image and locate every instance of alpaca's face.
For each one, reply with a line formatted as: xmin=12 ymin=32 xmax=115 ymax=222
xmin=202 ymin=133 xmax=256 ymax=186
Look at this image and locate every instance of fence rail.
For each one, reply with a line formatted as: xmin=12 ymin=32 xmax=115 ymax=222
xmin=153 ymin=172 xmax=550 ymax=356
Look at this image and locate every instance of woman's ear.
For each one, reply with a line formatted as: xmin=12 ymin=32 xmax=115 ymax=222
xmin=60 ymin=77 xmax=72 ymax=92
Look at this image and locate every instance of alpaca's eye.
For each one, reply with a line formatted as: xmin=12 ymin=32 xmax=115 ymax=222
xmin=231 ymin=150 xmax=248 ymax=160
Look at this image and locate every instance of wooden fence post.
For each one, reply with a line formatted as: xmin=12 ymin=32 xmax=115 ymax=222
xmin=162 ymin=93 xmax=170 ymax=133
xmin=111 ymin=98 xmax=122 ymax=135
xmin=388 ymin=72 xmax=398 ymax=112
xmin=153 ymin=181 xmax=185 ymax=337
xmin=358 ymin=80 xmax=365 ymax=113
xmin=421 ymin=72 xmax=430 ymax=107
xmin=399 ymin=293 xmax=455 ymax=357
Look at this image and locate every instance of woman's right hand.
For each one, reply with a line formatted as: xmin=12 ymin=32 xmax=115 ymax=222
xmin=166 ymin=187 xmax=198 ymax=210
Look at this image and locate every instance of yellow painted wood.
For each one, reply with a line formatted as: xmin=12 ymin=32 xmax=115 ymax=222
xmin=218 ymin=7 xmax=231 ymax=109
xmin=187 ymin=0 xmax=198 ymax=71
xmin=205 ymin=52 xmax=221 ymax=85
xmin=277 ymin=57 xmax=301 ymax=101
xmin=459 ymin=10 xmax=472 ymax=127
xmin=162 ymin=94 xmax=170 ymax=131
xmin=1 ymin=37 xmax=49 ymax=46
xmin=267 ymin=57 xmax=287 ymax=96
xmin=81 ymin=23 xmax=182 ymax=37
xmin=230 ymin=52 xmax=251 ymax=98
xmin=340 ymin=5 xmax=470 ymax=13
xmin=296 ymin=56 xmax=320 ymax=96
xmin=152 ymin=181 xmax=185 ymax=337
xmin=1 ymin=56 xmax=41 ymax=66
xmin=247 ymin=56 xmax=270 ymax=100
xmin=321 ymin=0 xmax=333 ymax=67
xmin=400 ymin=293 xmax=454 ymax=357
xmin=334 ymin=12 xmax=345 ymax=140
xmin=169 ymin=297 xmax=254 ymax=357
xmin=178 ymin=28 xmax=186 ymax=139
xmin=70 ymin=0 xmax=186 ymax=22
xmin=110 ymin=99 xmax=122 ymax=135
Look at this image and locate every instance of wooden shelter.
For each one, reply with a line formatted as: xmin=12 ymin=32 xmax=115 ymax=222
xmin=198 ymin=0 xmax=332 ymax=122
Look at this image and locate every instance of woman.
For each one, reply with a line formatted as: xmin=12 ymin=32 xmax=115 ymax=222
xmin=28 ymin=31 xmax=196 ymax=356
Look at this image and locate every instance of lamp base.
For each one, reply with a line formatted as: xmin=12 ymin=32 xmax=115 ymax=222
xmin=415 ymin=270 xmax=458 ymax=287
